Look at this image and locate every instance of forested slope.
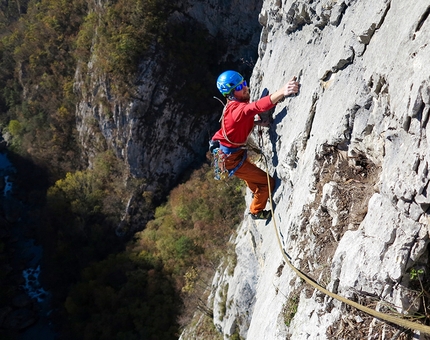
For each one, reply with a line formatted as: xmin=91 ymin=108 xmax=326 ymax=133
xmin=0 ymin=0 xmax=262 ymax=338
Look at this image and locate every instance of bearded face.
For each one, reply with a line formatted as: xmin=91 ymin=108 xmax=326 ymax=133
xmin=233 ymin=86 xmax=250 ymax=102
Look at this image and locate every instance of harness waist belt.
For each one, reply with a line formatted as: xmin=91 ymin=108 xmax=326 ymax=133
xmin=219 ymin=144 xmax=245 ymax=154
xmin=228 ymin=150 xmax=247 ymax=177
xmin=218 ymin=144 xmax=247 ymax=177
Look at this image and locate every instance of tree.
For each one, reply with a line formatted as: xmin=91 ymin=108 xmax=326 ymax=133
xmin=64 ymin=253 xmax=180 ymax=340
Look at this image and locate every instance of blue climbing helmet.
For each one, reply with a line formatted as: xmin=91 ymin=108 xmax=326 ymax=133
xmin=216 ymin=70 xmax=244 ymax=97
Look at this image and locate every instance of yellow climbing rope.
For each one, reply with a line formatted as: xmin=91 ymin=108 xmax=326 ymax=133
xmin=259 ymin=150 xmax=430 ymax=334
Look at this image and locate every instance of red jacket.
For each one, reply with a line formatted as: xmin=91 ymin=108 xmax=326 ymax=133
xmin=212 ymin=95 xmax=276 ymax=148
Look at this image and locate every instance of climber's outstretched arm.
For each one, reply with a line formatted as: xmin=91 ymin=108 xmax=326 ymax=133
xmin=270 ymin=76 xmax=300 ymax=104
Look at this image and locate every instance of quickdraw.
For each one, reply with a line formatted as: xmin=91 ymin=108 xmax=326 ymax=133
xmin=213 ymin=148 xmax=229 ymax=181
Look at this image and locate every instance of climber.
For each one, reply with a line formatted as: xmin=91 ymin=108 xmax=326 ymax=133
xmin=210 ymin=70 xmax=300 ymax=220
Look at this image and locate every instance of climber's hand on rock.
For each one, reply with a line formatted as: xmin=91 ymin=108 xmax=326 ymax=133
xmin=270 ymin=76 xmax=301 ymax=104
xmin=283 ymin=76 xmax=300 ymax=97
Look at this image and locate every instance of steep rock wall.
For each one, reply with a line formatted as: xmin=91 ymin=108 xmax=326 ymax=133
xmin=208 ymin=0 xmax=430 ymax=339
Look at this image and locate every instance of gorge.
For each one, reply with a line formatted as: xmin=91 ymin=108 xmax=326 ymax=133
xmin=0 ymin=0 xmax=430 ymax=339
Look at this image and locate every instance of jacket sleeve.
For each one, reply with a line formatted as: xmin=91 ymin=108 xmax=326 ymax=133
xmin=242 ymin=95 xmax=276 ymax=116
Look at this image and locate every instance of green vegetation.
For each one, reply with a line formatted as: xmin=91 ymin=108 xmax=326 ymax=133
xmin=5 ymin=120 xmax=22 ymax=136
xmin=218 ymin=283 xmax=229 ymax=322
xmin=42 ymin=151 xmax=131 ymax=288
xmin=43 ymin=161 xmax=244 ymax=338
xmin=410 ymin=267 xmax=424 ymax=281
xmin=135 ymin=166 xmax=244 ymax=277
xmin=64 ymin=252 xmax=179 ymax=340
xmin=21 ymin=164 xmax=235 ymax=332
xmin=131 ymin=165 xmax=245 ymax=325
xmin=0 ymin=0 xmax=88 ymax=174
xmin=180 ymin=313 xmax=223 ymax=340
xmin=283 ymin=294 xmax=300 ymax=327
xmin=230 ymin=332 xmax=243 ymax=340
xmin=0 ymin=0 xmax=244 ymax=338
xmin=93 ymin=0 xmax=171 ymax=78
xmin=0 ymin=0 xmax=177 ymax=175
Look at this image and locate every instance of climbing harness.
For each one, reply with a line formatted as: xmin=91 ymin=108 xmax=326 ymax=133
xmin=212 ymin=148 xmax=228 ymax=181
xmin=219 ymin=145 xmax=247 ymax=177
xmin=210 ymin=97 xmax=250 ymax=181
xmin=210 ymin=143 xmax=248 ymax=180
xmin=258 ymin=137 xmax=430 ymax=334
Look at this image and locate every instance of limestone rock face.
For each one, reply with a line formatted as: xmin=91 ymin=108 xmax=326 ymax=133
xmin=209 ymin=0 xmax=430 ymax=339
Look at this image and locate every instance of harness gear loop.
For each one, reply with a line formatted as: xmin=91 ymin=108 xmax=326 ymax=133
xmin=212 ymin=144 xmax=248 ymax=181
xmin=212 ymin=148 xmax=228 ymax=181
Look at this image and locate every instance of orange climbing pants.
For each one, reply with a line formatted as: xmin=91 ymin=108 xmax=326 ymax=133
xmin=224 ymin=149 xmax=275 ymax=215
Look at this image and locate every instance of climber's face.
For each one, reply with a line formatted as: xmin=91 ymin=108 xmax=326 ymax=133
xmin=234 ymin=81 xmax=250 ymax=102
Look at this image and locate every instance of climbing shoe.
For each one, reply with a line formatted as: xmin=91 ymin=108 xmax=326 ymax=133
xmin=250 ymin=210 xmax=271 ymax=220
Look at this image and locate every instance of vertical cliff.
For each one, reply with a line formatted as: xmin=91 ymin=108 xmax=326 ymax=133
xmin=203 ymin=0 xmax=430 ymax=339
